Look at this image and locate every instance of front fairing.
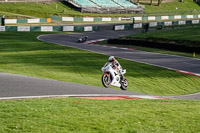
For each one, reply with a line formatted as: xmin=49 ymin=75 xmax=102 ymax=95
xmin=101 ymin=62 xmax=121 ymax=87
xmin=101 ymin=62 xmax=111 ymax=72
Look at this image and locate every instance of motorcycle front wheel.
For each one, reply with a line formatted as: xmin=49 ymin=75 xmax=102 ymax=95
xmin=120 ymin=78 xmax=128 ymax=90
xmin=102 ymin=74 xmax=111 ymax=88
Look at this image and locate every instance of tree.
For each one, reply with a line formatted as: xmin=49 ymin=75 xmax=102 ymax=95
xmin=150 ymin=0 xmax=153 ymax=5
xmin=158 ymin=0 xmax=162 ymax=6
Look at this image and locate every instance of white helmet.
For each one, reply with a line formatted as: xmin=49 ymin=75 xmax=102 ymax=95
xmin=108 ymin=56 xmax=115 ymax=62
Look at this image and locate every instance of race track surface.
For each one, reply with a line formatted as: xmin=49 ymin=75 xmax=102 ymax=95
xmin=0 ymin=73 xmax=146 ymax=98
xmin=39 ymin=30 xmax=200 ymax=74
xmin=0 ymin=29 xmax=200 ymax=100
xmin=38 ymin=30 xmax=200 ymax=100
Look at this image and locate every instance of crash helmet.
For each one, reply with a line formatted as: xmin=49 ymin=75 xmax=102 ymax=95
xmin=108 ymin=56 xmax=115 ymax=62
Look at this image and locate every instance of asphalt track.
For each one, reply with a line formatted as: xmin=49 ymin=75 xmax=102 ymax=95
xmin=38 ymin=30 xmax=200 ymax=74
xmin=0 ymin=72 xmax=151 ymax=99
xmin=38 ymin=29 xmax=200 ymax=100
xmin=0 ymin=29 xmax=200 ymax=100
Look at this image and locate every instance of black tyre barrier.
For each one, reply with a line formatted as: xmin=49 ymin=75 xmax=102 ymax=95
xmin=107 ymin=39 xmax=200 ymax=53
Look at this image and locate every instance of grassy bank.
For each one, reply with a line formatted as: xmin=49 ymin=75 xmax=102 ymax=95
xmin=126 ymin=26 xmax=200 ymax=42
xmin=0 ymin=2 xmax=133 ymax=18
xmin=0 ymin=98 xmax=200 ymax=132
xmin=144 ymin=0 xmax=200 ymax=14
xmin=0 ymin=0 xmax=199 ymax=18
xmin=0 ymin=32 xmax=200 ymax=96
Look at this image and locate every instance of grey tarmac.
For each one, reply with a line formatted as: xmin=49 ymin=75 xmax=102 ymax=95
xmin=38 ymin=30 xmax=200 ymax=100
xmin=38 ymin=30 xmax=200 ymax=74
xmin=0 ymin=29 xmax=199 ymax=100
xmin=0 ymin=72 xmax=152 ymax=98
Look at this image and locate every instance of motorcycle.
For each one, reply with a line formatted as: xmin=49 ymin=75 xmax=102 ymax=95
xmin=77 ymin=38 xmax=84 ymax=43
xmin=77 ymin=36 xmax=88 ymax=43
xmin=101 ymin=62 xmax=128 ymax=90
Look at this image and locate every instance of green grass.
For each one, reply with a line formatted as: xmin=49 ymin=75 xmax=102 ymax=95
xmin=0 ymin=11 xmax=33 ymax=19
xmin=144 ymin=0 xmax=200 ymax=14
xmin=127 ymin=26 xmax=200 ymax=43
xmin=0 ymin=98 xmax=200 ymax=132
xmin=0 ymin=32 xmax=200 ymax=96
xmin=0 ymin=0 xmax=199 ymax=18
xmin=0 ymin=2 xmax=133 ymax=18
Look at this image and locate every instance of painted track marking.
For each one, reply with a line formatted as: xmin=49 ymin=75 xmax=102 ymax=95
xmin=0 ymin=94 xmax=167 ymax=100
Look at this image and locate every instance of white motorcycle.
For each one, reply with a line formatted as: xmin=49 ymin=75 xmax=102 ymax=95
xmin=101 ymin=62 xmax=128 ymax=90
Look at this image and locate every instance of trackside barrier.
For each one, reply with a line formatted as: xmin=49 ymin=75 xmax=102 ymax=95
xmin=114 ymin=20 xmax=200 ymax=30
xmin=2 ymin=18 xmax=51 ymax=24
xmin=18 ymin=26 xmax=30 ymax=31
xmin=108 ymin=38 xmax=200 ymax=53
xmin=1 ymin=20 xmax=199 ymax=32
xmin=114 ymin=25 xmax=125 ymax=30
xmin=0 ymin=26 xmax=99 ymax=32
xmin=51 ymin=14 xmax=200 ymax=22
xmin=2 ymin=14 xmax=200 ymax=24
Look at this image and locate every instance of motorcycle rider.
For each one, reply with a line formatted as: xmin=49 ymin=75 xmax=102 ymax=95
xmin=77 ymin=36 xmax=88 ymax=43
xmin=77 ymin=37 xmax=83 ymax=43
xmin=108 ymin=56 xmax=124 ymax=80
xmin=84 ymin=36 xmax=88 ymax=42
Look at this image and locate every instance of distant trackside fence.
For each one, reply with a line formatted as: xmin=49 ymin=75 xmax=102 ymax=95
xmin=0 ymin=25 xmax=99 ymax=32
xmin=0 ymin=18 xmax=51 ymax=24
xmin=0 ymin=20 xmax=200 ymax=32
xmin=114 ymin=20 xmax=200 ymax=30
xmin=51 ymin=14 xmax=200 ymax=22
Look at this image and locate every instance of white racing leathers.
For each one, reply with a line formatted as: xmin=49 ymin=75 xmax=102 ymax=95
xmin=112 ymin=60 xmax=124 ymax=78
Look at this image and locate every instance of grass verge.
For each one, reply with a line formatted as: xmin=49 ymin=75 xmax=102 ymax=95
xmin=0 ymin=98 xmax=200 ymax=132
xmin=144 ymin=0 xmax=200 ymax=14
xmin=0 ymin=32 xmax=200 ymax=96
xmin=126 ymin=27 xmax=200 ymax=42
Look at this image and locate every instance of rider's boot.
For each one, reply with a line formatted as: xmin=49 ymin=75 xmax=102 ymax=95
xmin=120 ymin=75 xmax=125 ymax=81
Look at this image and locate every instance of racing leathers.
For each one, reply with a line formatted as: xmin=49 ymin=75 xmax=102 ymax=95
xmin=110 ymin=60 xmax=124 ymax=80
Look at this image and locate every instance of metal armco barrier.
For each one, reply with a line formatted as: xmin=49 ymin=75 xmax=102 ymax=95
xmin=0 ymin=25 xmax=99 ymax=32
xmin=51 ymin=14 xmax=200 ymax=22
xmin=0 ymin=20 xmax=199 ymax=32
xmin=2 ymin=18 xmax=51 ymax=24
xmin=114 ymin=20 xmax=200 ymax=31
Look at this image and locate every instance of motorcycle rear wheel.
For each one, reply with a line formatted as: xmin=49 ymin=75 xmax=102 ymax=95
xmin=120 ymin=78 xmax=128 ymax=90
xmin=102 ymin=74 xmax=111 ymax=88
